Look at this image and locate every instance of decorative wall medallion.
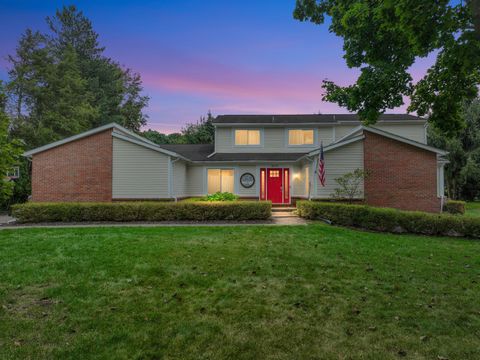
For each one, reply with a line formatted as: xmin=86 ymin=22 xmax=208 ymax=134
xmin=240 ymin=173 xmax=255 ymax=188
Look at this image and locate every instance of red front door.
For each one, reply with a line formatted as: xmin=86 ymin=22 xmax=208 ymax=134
xmin=265 ymin=168 xmax=290 ymax=204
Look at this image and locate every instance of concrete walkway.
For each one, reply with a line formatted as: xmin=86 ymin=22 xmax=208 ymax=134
xmin=0 ymin=214 xmax=15 ymax=225
xmin=0 ymin=215 xmax=307 ymax=230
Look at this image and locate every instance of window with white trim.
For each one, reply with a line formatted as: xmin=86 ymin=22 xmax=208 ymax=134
xmin=234 ymin=129 xmax=260 ymax=145
xmin=288 ymin=129 xmax=314 ymax=145
xmin=7 ymin=166 xmax=20 ymax=179
xmin=207 ymin=169 xmax=234 ymax=194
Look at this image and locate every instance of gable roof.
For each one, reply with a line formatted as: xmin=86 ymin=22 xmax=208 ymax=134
xmin=307 ymin=125 xmax=447 ymax=156
xmin=213 ymin=113 xmax=425 ymax=125
xmin=23 ymin=123 xmax=184 ymax=159
xmin=157 ymin=144 xmax=214 ymax=161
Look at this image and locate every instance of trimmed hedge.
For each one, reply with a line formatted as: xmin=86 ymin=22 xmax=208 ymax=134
xmin=443 ymin=200 xmax=466 ymax=215
xmin=297 ymin=201 xmax=480 ymax=238
xmin=11 ymin=201 xmax=272 ymax=223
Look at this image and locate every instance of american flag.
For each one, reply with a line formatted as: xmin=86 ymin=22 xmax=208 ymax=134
xmin=318 ymin=141 xmax=326 ymax=186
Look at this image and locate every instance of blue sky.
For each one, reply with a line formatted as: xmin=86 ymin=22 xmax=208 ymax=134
xmin=0 ymin=0 xmax=435 ymax=132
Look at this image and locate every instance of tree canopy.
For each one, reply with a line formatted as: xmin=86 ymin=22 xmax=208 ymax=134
xmin=0 ymin=82 xmax=23 ymax=205
xmin=143 ymin=111 xmax=215 ymax=145
xmin=294 ymin=0 xmax=480 ymax=135
xmin=6 ymin=5 xmax=149 ymax=149
xmin=428 ymin=98 xmax=480 ymax=200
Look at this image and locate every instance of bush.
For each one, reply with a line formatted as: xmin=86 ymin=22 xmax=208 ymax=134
xmin=443 ymin=200 xmax=466 ymax=215
xmin=297 ymin=201 xmax=480 ymax=238
xmin=205 ymin=192 xmax=239 ymax=201
xmin=11 ymin=201 xmax=272 ymax=223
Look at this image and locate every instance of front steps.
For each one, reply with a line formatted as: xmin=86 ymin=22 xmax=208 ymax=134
xmin=271 ymin=207 xmax=297 ymax=218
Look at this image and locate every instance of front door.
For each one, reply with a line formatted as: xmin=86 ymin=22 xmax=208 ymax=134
xmin=264 ymin=168 xmax=290 ymax=204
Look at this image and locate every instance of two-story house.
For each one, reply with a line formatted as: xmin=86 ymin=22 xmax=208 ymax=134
xmin=24 ymin=114 xmax=448 ymax=212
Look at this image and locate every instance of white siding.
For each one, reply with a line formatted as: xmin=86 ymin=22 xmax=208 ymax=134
xmin=291 ymin=164 xmax=305 ymax=197
xmin=112 ymin=138 xmax=170 ymax=199
xmin=236 ymin=166 xmax=258 ymax=197
xmin=173 ymin=160 xmax=187 ymax=198
xmin=335 ymin=125 xmax=358 ymax=140
xmin=215 ymin=123 xmax=425 ymax=152
xmin=186 ymin=165 xmax=205 ymax=196
xmin=315 ymin=140 xmax=364 ymax=198
xmin=215 ymin=127 xmax=335 ymax=153
xmin=374 ymin=123 xmax=426 ymax=143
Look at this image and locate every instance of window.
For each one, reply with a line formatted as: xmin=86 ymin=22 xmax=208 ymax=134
xmin=288 ymin=129 xmax=314 ymax=145
xmin=207 ymin=169 xmax=234 ymax=194
xmin=235 ymin=129 xmax=260 ymax=145
xmin=269 ymin=170 xmax=280 ymax=177
xmin=7 ymin=166 xmax=20 ymax=179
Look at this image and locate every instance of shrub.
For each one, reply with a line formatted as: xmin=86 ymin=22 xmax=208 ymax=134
xmin=297 ymin=201 xmax=480 ymax=238
xmin=205 ymin=192 xmax=239 ymax=202
xmin=331 ymin=168 xmax=367 ymax=203
xmin=443 ymin=200 xmax=466 ymax=215
xmin=11 ymin=201 xmax=272 ymax=223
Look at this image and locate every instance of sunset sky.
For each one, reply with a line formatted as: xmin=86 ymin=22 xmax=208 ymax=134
xmin=0 ymin=0 xmax=436 ymax=133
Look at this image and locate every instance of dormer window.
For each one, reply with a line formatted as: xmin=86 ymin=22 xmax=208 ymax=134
xmin=288 ymin=129 xmax=314 ymax=146
xmin=234 ymin=129 xmax=261 ymax=146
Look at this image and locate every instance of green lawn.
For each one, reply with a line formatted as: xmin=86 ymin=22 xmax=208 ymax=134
xmin=466 ymin=202 xmax=480 ymax=217
xmin=1 ymin=225 xmax=479 ymax=359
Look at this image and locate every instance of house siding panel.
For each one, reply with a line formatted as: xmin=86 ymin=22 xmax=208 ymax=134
xmin=186 ymin=165 xmax=205 ymax=196
xmin=31 ymin=130 xmax=113 ymax=202
xmin=215 ymin=127 xmax=334 ymax=153
xmin=364 ymin=131 xmax=441 ymax=212
xmin=173 ymin=160 xmax=187 ymax=198
xmin=374 ymin=123 xmax=426 ymax=143
xmin=314 ymin=140 xmax=364 ymax=198
xmin=291 ymin=164 xmax=307 ymax=197
xmin=112 ymin=137 xmax=170 ymax=199
xmin=236 ymin=166 xmax=258 ymax=197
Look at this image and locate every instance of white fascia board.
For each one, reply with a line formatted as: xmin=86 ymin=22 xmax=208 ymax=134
xmin=191 ymin=159 xmax=302 ymax=164
xmin=23 ymin=122 xmax=188 ymax=160
xmin=112 ymin=132 xmax=189 ymax=161
xmin=213 ymin=123 xmax=336 ymax=127
xmin=334 ymin=125 xmax=363 ymax=143
xmin=306 ymin=135 xmax=365 ymax=157
xmin=362 ymin=126 xmax=448 ymax=155
xmin=212 ymin=120 xmax=426 ymax=127
xmin=24 ymin=122 xmax=117 ymax=157
xmin=110 ymin=123 xmax=160 ymax=147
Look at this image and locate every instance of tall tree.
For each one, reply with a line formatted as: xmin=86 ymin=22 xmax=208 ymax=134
xmin=181 ymin=111 xmax=215 ymax=144
xmin=6 ymin=5 xmax=149 ymax=149
xmin=45 ymin=5 xmax=149 ymax=131
xmin=143 ymin=111 xmax=216 ymax=145
xmin=428 ymin=98 xmax=480 ymax=200
xmin=294 ymin=0 xmax=480 ymax=135
xmin=0 ymin=82 xmax=23 ymax=205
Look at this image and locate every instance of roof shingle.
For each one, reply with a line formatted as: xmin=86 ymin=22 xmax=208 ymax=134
xmin=213 ymin=114 xmax=424 ymax=124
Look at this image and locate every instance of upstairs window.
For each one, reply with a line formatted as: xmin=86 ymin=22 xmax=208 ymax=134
xmin=288 ymin=129 xmax=314 ymax=146
xmin=235 ymin=129 xmax=260 ymax=146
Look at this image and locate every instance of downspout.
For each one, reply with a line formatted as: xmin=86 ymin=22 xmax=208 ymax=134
xmin=169 ymin=157 xmax=180 ymax=202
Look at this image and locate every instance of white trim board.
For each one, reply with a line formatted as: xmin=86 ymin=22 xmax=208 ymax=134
xmin=23 ymin=122 xmax=186 ymax=159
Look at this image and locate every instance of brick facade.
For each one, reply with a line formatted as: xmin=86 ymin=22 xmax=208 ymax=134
xmin=363 ymin=131 xmax=441 ymax=213
xmin=32 ymin=130 xmax=113 ymax=202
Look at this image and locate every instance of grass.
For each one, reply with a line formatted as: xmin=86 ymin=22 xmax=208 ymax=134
xmin=1 ymin=225 xmax=479 ymax=359
xmin=466 ymin=202 xmax=480 ymax=217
